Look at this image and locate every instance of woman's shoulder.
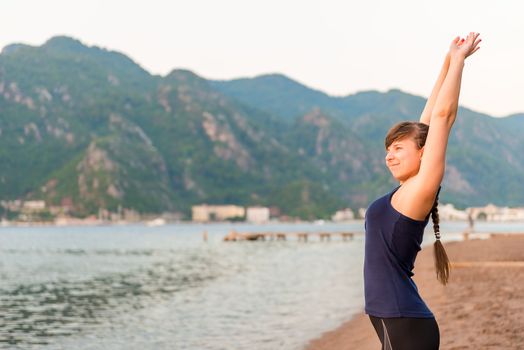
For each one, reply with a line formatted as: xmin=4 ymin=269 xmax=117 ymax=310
xmin=391 ymin=181 xmax=440 ymax=221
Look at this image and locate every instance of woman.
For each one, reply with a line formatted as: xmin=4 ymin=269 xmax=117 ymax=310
xmin=364 ymin=32 xmax=481 ymax=350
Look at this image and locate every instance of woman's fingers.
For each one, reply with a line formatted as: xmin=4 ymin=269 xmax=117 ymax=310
xmin=473 ymin=34 xmax=481 ymax=46
xmin=473 ymin=38 xmax=482 ymax=48
xmin=464 ymin=32 xmax=476 ymax=46
xmin=466 ymin=34 xmax=481 ymax=58
xmin=455 ymin=37 xmax=465 ymax=47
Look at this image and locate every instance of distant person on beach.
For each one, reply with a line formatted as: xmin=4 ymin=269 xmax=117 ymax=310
xmin=467 ymin=212 xmax=475 ymax=233
xmin=364 ymin=33 xmax=481 ymax=349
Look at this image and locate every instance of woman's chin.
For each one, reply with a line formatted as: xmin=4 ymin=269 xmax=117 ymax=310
xmin=388 ymin=170 xmax=402 ymax=181
xmin=390 ymin=173 xmax=408 ymax=183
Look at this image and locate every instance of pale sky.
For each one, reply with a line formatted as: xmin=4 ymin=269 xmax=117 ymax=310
xmin=1 ymin=0 xmax=523 ymax=117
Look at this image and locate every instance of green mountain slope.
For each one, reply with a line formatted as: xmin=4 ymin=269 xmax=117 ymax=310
xmin=1 ymin=36 xmax=523 ymax=220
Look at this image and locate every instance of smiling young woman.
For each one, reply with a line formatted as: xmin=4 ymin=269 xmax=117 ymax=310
xmin=364 ymin=32 xmax=481 ymax=350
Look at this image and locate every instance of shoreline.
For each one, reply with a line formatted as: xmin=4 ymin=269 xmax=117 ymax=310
xmin=305 ymin=234 xmax=524 ymax=349
xmin=0 ymin=219 xmax=365 ymax=228
xmin=3 ymin=218 xmax=524 ymax=229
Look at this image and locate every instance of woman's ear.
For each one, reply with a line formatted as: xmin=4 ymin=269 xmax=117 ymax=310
xmin=419 ymin=146 xmax=425 ymax=159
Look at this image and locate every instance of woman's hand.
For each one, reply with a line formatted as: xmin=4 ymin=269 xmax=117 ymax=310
xmin=449 ymin=32 xmax=481 ymax=60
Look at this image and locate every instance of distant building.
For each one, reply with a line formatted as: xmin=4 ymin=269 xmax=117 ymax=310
xmin=497 ymin=207 xmax=524 ymax=221
xmin=332 ymin=208 xmax=355 ymax=222
xmin=468 ymin=204 xmax=524 ymax=221
xmin=246 ymin=206 xmax=270 ymax=223
xmin=22 ymin=200 xmax=46 ymax=211
xmin=358 ymin=208 xmax=367 ymax=219
xmin=1 ymin=200 xmax=22 ymax=211
xmin=437 ymin=203 xmax=468 ymax=221
xmin=192 ymin=204 xmax=245 ymax=222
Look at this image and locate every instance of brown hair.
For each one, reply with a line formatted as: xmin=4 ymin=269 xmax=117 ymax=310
xmin=385 ymin=121 xmax=451 ymax=285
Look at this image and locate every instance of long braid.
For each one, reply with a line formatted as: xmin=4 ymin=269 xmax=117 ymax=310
xmin=431 ymin=193 xmax=450 ymax=285
xmin=386 ymin=122 xmax=451 ymax=284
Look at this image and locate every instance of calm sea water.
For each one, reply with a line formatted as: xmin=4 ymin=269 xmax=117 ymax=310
xmin=0 ymin=221 xmax=522 ymax=350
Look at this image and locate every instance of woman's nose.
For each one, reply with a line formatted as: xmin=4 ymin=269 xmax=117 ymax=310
xmin=385 ymin=152 xmax=394 ymax=161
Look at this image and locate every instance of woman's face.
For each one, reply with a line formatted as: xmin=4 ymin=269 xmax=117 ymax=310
xmin=385 ymin=136 xmax=424 ymax=183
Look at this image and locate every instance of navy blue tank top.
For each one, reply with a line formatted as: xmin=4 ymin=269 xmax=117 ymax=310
xmin=364 ymin=186 xmax=434 ymax=318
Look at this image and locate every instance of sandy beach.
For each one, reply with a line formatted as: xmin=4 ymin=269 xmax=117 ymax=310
xmin=305 ymin=234 xmax=524 ymax=350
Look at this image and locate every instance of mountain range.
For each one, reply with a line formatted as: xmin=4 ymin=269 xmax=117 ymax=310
xmin=1 ymin=36 xmax=523 ymax=219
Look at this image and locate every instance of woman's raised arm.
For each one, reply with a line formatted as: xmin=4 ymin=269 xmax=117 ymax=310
xmin=419 ymin=52 xmax=451 ymax=126
xmin=396 ymin=33 xmax=481 ymax=219
xmin=417 ymin=32 xmax=481 ymax=200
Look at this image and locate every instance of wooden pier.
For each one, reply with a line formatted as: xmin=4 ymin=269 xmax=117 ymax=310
xmin=223 ymin=231 xmax=359 ymax=242
xmin=221 ymin=231 xmax=524 ymax=242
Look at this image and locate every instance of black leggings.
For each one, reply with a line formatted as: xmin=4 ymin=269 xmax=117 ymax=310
xmin=369 ymin=315 xmax=440 ymax=350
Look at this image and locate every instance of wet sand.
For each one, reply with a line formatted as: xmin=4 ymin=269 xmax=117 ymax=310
xmin=305 ymin=234 xmax=524 ymax=350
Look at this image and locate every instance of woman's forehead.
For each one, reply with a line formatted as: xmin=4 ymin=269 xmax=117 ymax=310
xmin=387 ymin=137 xmax=416 ymax=149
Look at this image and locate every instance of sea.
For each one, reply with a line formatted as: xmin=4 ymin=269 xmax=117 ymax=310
xmin=0 ymin=221 xmax=522 ymax=350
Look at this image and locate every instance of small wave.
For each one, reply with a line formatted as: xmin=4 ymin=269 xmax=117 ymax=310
xmin=0 ymin=248 xmax=164 ymax=256
xmin=0 ymin=253 xmax=229 ymax=346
